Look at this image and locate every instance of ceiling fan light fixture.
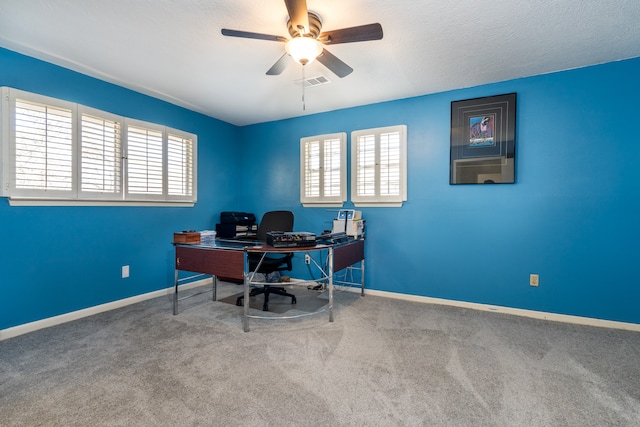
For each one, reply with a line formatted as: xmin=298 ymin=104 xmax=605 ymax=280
xmin=286 ymin=37 xmax=323 ymax=65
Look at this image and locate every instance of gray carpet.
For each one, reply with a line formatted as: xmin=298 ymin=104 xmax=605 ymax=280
xmin=1 ymin=282 xmax=639 ymax=426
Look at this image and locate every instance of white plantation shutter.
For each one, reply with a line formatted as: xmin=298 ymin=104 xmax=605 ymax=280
xmin=351 ymin=125 xmax=407 ymax=207
xmin=300 ymin=133 xmax=346 ymax=206
xmin=80 ymin=110 xmax=122 ymax=197
xmin=380 ymin=131 xmax=401 ymax=196
xmin=355 ymin=134 xmax=376 ymax=197
xmin=324 ymin=138 xmax=342 ymax=197
xmin=303 ymin=139 xmax=321 ymax=198
xmin=124 ymin=122 xmax=197 ymax=202
xmin=13 ymin=98 xmax=74 ymax=197
xmin=167 ymin=132 xmax=195 ymax=199
xmin=126 ymin=124 xmax=164 ymax=196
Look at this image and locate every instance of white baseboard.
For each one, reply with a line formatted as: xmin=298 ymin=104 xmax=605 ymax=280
xmin=0 ymin=278 xmax=212 ymax=341
xmin=3 ymin=280 xmax=639 ymax=340
xmin=353 ymin=287 xmax=640 ymax=332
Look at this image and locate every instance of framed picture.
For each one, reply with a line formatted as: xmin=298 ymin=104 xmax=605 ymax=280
xmin=450 ymin=93 xmax=517 ymax=184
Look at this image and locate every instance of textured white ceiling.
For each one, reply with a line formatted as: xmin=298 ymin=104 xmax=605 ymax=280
xmin=1 ymin=0 xmax=639 ymax=126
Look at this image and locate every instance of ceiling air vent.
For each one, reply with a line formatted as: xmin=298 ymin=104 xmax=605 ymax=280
xmin=295 ymin=75 xmax=332 ymax=88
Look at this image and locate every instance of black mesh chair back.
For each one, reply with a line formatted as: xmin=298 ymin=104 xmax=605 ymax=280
xmin=256 ymin=210 xmax=294 ymax=240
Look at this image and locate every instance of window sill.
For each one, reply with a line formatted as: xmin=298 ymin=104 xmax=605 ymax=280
xmin=301 ymin=202 xmax=345 ymax=208
xmin=352 ymin=201 xmax=404 ymax=208
xmin=6 ymin=198 xmax=196 ymax=207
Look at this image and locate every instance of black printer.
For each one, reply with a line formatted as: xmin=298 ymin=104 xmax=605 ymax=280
xmin=215 ymin=211 xmax=257 ymax=238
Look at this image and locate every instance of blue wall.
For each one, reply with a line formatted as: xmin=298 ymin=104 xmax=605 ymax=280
xmin=0 ymin=47 xmax=241 ymax=329
xmin=2 ymin=45 xmax=639 ymax=330
xmin=240 ymin=57 xmax=640 ymax=325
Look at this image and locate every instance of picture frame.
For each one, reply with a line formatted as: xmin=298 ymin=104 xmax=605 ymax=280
xmin=450 ymin=93 xmax=517 ymax=184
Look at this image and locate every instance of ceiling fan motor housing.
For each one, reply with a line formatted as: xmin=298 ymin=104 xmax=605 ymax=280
xmin=288 ymin=12 xmax=322 ymax=39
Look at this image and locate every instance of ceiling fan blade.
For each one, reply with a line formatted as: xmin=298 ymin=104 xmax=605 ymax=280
xmin=266 ymin=53 xmax=292 ymax=75
xmin=319 ymin=23 xmax=383 ymax=45
xmin=284 ymin=0 xmax=310 ymax=35
xmin=317 ymin=48 xmax=353 ymax=78
xmin=221 ymin=29 xmax=288 ymax=43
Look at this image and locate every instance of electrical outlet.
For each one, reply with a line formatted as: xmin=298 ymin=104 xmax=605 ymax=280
xmin=530 ymin=273 xmax=539 ymax=287
xmin=304 ymin=254 xmax=311 ymax=264
xmin=122 ymin=265 xmax=130 ymax=278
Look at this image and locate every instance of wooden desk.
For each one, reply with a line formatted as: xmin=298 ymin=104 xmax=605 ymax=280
xmin=173 ymin=238 xmax=365 ymax=331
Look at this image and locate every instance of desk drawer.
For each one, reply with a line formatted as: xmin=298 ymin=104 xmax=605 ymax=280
xmin=333 ymin=239 xmax=365 ymax=272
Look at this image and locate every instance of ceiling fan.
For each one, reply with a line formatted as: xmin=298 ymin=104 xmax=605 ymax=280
xmin=221 ymin=0 xmax=383 ymax=78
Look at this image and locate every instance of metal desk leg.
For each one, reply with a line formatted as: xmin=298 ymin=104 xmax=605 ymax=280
xmin=212 ymin=275 xmax=217 ymax=301
xmin=361 ymin=258 xmax=365 ymax=297
xmin=329 ymin=247 xmax=334 ymax=322
xmin=173 ymin=269 xmax=179 ymax=315
xmin=243 ymin=252 xmax=250 ymax=332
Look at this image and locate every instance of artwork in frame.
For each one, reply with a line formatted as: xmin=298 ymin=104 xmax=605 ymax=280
xmin=450 ymin=93 xmax=517 ymax=184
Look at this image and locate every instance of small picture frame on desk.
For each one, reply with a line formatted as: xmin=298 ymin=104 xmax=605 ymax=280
xmin=450 ymin=93 xmax=517 ymax=184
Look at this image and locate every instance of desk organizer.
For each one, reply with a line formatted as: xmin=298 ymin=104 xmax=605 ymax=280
xmin=173 ymin=232 xmax=201 ymax=245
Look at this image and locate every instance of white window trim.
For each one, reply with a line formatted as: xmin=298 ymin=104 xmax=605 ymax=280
xmin=300 ymin=132 xmax=346 ymax=207
xmin=1 ymin=87 xmax=197 ymax=206
xmin=351 ymin=124 xmax=407 ymax=207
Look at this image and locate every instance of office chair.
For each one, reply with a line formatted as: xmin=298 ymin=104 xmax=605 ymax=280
xmin=236 ymin=210 xmax=297 ymax=311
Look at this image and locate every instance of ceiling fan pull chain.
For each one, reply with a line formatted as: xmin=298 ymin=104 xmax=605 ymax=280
xmin=302 ymin=64 xmax=306 ymax=111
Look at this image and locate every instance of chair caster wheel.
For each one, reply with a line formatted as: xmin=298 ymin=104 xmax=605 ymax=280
xmin=292 ymin=297 xmax=297 ymax=304
xmin=236 ymin=299 xmax=242 ymax=306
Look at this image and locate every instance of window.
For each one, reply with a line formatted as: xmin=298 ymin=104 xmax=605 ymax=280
xmin=351 ymin=125 xmax=407 ymax=207
xmin=300 ymin=132 xmax=346 ymax=207
xmin=1 ymin=87 xmax=197 ymax=205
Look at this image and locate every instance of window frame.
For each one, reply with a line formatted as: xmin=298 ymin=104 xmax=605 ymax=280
xmin=1 ymin=87 xmax=197 ymax=206
xmin=300 ymin=132 xmax=347 ymax=207
xmin=350 ymin=124 xmax=407 ymax=207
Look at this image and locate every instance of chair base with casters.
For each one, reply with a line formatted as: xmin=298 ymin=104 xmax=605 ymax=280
xmin=236 ymin=253 xmax=295 ymax=311
xmin=236 ymin=285 xmax=296 ymax=311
